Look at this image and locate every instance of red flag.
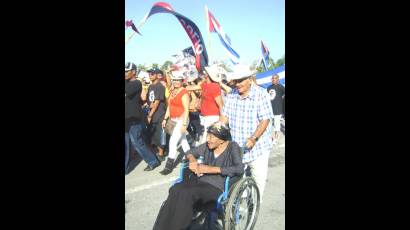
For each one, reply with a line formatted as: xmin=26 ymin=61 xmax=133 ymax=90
xmin=138 ymin=2 xmax=209 ymax=71
xmin=125 ymin=20 xmax=142 ymax=35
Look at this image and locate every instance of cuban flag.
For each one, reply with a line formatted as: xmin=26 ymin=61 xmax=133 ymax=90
xmin=261 ymin=40 xmax=270 ymax=71
xmin=256 ymin=64 xmax=285 ymax=89
xmin=205 ymin=6 xmax=240 ymax=64
xmin=137 ymin=2 xmax=209 ymax=71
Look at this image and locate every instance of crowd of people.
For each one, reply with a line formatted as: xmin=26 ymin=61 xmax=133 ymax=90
xmin=125 ymin=61 xmax=285 ymax=227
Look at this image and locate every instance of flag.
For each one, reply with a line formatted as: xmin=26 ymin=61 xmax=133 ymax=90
xmin=256 ymin=65 xmax=285 ymax=89
xmin=205 ymin=6 xmax=240 ymax=64
xmin=261 ymin=40 xmax=270 ymax=71
xmin=182 ymin=47 xmax=195 ymax=57
xmin=125 ymin=20 xmax=142 ymax=35
xmin=138 ymin=2 xmax=209 ymax=71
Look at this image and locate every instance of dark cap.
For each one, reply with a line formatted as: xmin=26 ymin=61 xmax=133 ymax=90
xmin=207 ymin=121 xmax=232 ymax=141
xmin=147 ymin=66 xmax=159 ymax=73
xmin=156 ymin=69 xmax=163 ymax=75
xmin=125 ymin=62 xmax=137 ymax=72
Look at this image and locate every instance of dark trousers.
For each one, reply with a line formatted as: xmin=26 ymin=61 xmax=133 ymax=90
xmin=188 ymin=112 xmax=203 ymax=141
xmin=153 ymin=178 xmax=221 ymax=230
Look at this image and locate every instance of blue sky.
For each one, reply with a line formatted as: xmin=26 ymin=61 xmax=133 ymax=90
xmin=125 ymin=0 xmax=284 ymax=67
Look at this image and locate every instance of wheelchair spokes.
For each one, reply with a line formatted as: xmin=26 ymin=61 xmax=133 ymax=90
xmin=224 ymin=178 xmax=260 ymax=230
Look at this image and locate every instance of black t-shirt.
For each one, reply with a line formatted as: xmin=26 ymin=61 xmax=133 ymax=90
xmin=147 ymin=82 xmax=166 ymax=123
xmin=125 ymin=79 xmax=144 ymax=129
xmin=267 ymin=84 xmax=285 ymax=115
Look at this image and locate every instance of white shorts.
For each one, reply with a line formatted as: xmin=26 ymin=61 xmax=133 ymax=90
xmin=273 ymin=115 xmax=282 ymax=131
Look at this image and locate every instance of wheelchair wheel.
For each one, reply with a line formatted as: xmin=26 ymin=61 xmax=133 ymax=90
xmin=224 ymin=177 xmax=260 ymax=230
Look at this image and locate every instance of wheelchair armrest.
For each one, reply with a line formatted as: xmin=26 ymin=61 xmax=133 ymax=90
xmin=216 ymin=176 xmax=230 ymax=209
xmin=172 ymin=161 xmax=188 ymax=186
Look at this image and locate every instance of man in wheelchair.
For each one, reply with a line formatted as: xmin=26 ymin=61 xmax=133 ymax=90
xmin=153 ymin=121 xmax=244 ymax=230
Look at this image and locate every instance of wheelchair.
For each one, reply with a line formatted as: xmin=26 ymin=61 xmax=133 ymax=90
xmin=171 ymin=160 xmax=261 ymax=230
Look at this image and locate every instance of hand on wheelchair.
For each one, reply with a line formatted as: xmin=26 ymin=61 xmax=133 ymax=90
xmin=245 ymin=137 xmax=257 ymax=149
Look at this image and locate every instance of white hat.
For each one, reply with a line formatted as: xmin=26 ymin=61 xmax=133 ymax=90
xmin=204 ymin=64 xmax=224 ymax=83
xmin=229 ymin=64 xmax=255 ymax=80
xmin=144 ymin=75 xmax=151 ymax=84
xmin=186 ymin=70 xmax=199 ymax=82
xmin=137 ymin=70 xmax=149 ymax=80
xmin=170 ymin=70 xmax=185 ymax=80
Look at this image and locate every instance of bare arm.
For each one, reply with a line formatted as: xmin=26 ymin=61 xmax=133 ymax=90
xmin=185 ymin=84 xmax=202 ymax=91
xmin=180 ymin=93 xmax=190 ymax=132
xmin=214 ymin=95 xmax=224 ymax=116
xmin=147 ymin=100 xmax=160 ymax=123
xmin=141 ymin=85 xmax=148 ymax=102
xmin=161 ymin=98 xmax=171 ymax=128
xmin=164 ymin=71 xmax=172 ymax=89
xmin=219 ymin=82 xmax=232 ymax=94
xmin=219 ymin=114 xmax=229 ymax=125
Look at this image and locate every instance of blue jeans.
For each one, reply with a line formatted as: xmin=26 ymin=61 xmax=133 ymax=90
xmin=125 ymin=121 xmax=159 ymax=170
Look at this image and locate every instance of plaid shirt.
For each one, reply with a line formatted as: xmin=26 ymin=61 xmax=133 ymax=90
xmin=222 ymin=83 xmax=274 ymax=163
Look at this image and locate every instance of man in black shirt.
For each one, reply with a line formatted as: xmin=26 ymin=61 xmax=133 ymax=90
xmin=266 ymin=74 xmax=285 ymax=144
xmin=153 ymin=122 xmax=244 ymax=230
xmin=146 ymin=68 xmax=167 ymax=161
xmin=125 ymin=62 xmax=160 ymax=173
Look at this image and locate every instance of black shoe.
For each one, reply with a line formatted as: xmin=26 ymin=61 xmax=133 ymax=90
xmin=159 ymin=168 xmax=173 ymax=175
xmin=144 ymin=162 xmax=160 ymax=171
xmin=159 ymin=158 xmax=175 ymax=175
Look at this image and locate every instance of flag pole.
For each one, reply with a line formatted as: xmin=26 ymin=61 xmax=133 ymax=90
xmin=125 ymin=13 xmax=148 ymax=45
xmin=125 ymin=31 xmax=136 ymax=45
xmin=205 ymin=5 xmax=212 ymax=65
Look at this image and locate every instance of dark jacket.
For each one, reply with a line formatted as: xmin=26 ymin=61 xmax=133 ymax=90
xmin=185 ymin=141 xmax=244 ymax=192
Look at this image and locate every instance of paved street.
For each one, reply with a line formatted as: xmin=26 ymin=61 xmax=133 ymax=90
xmin=125 ymin=135 xmax=285 ymax=230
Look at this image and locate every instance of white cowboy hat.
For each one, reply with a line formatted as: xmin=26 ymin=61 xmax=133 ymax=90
xmin=204 ymin=64 xmax=224 ymax=83
xmin=137 ymin=70 xmax=149 ymax=80
xmin=229 ymin=64 xmax=255 ymax=80
xmin=170 ymin=70 xmax=185 ymax=80
xmin=186 ymin=70 xmax=199 ymax=82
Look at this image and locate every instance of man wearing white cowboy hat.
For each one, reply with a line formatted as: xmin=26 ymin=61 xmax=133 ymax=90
xmin=219 ymin=64 xmax=274 ymax=202
xmin=185 ymin=64 xmax=224 ymax=146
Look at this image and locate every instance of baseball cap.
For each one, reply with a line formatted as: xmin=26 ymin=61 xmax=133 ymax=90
xmin=125 ymin=62 xmax=137 ymax=72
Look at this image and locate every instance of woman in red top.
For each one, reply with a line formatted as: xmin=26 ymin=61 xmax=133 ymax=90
xmin=160 ymin=71 xmax=191 ymax=175
xmin=185 ymin=65 xmax=224 ymax=145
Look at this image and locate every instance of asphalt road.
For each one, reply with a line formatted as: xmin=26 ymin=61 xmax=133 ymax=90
xmin=125 ymin=135 xmax=285 ymax=230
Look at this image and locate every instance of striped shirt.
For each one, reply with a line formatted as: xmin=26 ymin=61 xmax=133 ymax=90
xmin=222 ymin=83 xmax=274 ymax=163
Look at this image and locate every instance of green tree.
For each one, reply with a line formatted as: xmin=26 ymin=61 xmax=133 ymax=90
xmin=161 ymin=60 xmax=173 ymax=71
xmin=137 ymin=64 xmax=147 ymax=71
xmin=253 ymin=54 xmax=285 ymax=73
xmin=275 ymin=55 xmax=285 ymax=67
